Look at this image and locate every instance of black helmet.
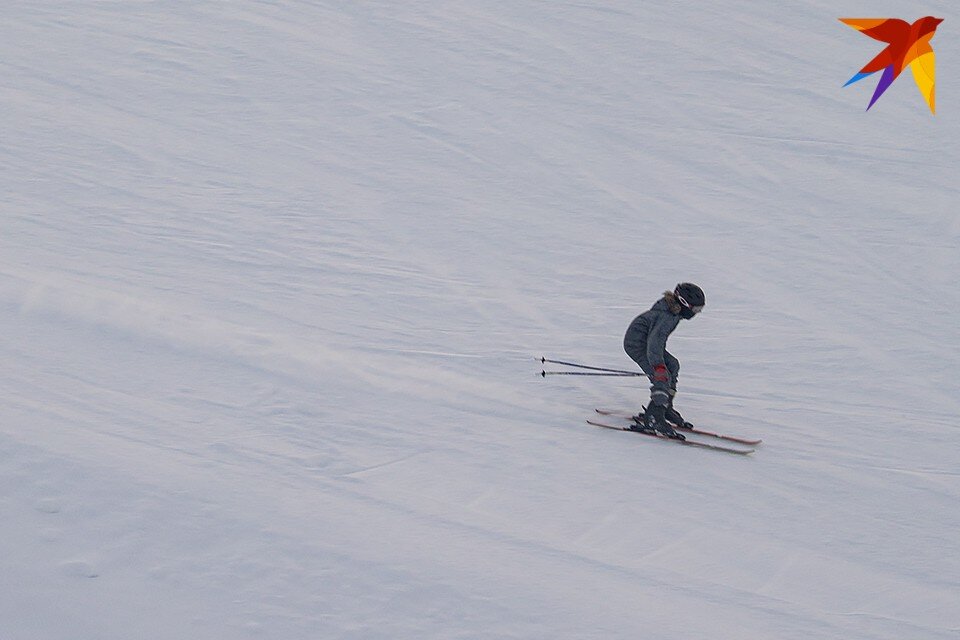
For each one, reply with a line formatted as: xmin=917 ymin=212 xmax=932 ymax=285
xmin=674 ymin=283 xmax=705 ymax=318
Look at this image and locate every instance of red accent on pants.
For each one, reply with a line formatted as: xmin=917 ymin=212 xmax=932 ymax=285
xmin=653 ymin=364 xmax=669 ymax=383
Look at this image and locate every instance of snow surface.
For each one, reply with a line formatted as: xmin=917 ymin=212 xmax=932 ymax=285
xmin=2 ymin=1 xmax=959 ymax=638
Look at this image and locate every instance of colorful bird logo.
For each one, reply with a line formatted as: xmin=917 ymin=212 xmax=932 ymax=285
xmin=840 ymin=17 xmax=943 ymax=113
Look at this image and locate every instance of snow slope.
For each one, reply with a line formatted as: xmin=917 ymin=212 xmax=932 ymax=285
xmin=2 ymin=1 xmax=959 ymax=638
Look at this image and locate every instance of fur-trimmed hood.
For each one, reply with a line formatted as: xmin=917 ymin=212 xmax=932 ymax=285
xmin=661 ymin=291 xmax=683 ymax=315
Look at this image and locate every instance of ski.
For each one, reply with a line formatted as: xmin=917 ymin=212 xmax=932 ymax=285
xmin=595 ymin=409 xmax=762 ymax=446
xmin=587 ymin=420 xmax=755 ymax=455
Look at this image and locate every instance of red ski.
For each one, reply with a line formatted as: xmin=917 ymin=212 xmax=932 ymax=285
xmin=587 ymin=420 xmax=755 ymax=455
xmin=595 ymin=409 xmax=762 ymax=446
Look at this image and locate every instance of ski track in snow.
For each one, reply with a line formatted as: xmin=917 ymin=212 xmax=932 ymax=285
xmin=2 ymin=1 xmax=959 ymax=639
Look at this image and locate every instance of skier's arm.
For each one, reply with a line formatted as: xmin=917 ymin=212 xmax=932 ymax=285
xmin=646 ymin=314 xmax=677 ymax=401
xmin=663 ymin=350 xmax=680 ymax=391
xmin=645 ymin=314 xmax=673 ymax=368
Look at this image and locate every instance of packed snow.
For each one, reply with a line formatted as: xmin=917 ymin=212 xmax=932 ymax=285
xmin=2 ymin=1 xmax=958 ymax=638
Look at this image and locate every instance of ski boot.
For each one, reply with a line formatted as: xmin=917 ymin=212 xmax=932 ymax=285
xmin=634 ymin=403 xmax=685 ymax=440
xmin=664 ymin=398 xmax=691 ymax=429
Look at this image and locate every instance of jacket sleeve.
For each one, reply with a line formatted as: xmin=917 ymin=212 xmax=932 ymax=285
xmin=663 ymin=350 xmax=680 ymax=391
xmin=645 ymin=312 xmax=678 ymax=368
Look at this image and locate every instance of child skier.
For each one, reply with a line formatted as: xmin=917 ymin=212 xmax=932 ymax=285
xmin=623 ymin=283 xmax=705 ymax=440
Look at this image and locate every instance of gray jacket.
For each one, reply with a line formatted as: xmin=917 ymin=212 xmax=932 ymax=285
xmin=623 ymin=297 xmax=680 ymax=371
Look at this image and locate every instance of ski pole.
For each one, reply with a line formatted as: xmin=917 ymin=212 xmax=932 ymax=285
xmin=541 ymin=370 xmax=640 ymax=377
xmin=539 ymin=357 xmax=641 ymax=376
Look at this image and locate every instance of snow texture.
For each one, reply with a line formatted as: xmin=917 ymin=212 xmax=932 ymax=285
xmin=2 ymin=1 xmax=959 ymax=638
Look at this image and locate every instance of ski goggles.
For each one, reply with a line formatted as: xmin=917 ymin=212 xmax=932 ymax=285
xmin=676 ymin=294 xmax=704 ymax=315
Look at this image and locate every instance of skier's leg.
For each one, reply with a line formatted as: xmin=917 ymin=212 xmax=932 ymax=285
xmin=644 ymin=360 xmax=683 ymax=439
xmin=662 ymin=351 xmax=686 ymax=426
xmin=624 ymin=338 xmax=683 ymax=439
xmin=623 ymin=340 xmax=655 ymax=421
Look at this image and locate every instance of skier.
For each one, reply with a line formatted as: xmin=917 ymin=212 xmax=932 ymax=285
xmin=622 ymin=283 xmax=705 ymax=439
